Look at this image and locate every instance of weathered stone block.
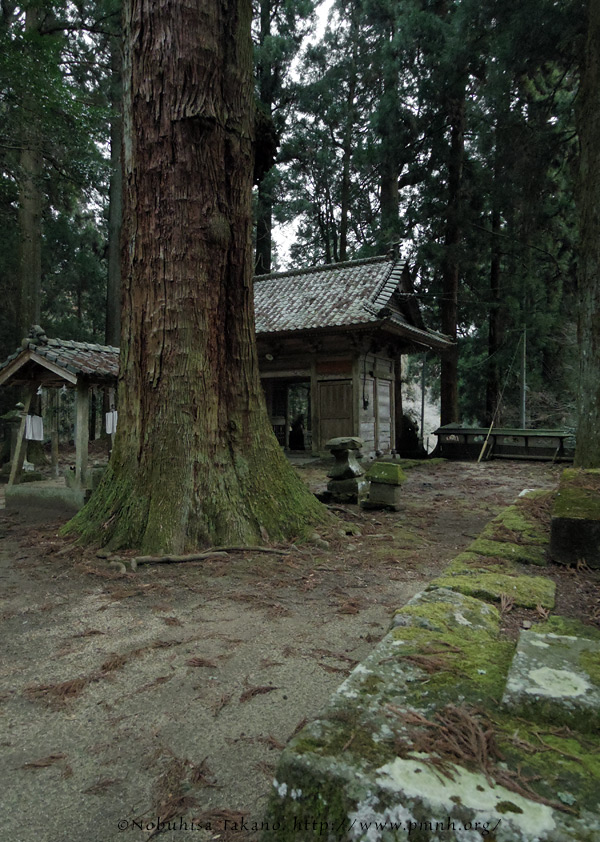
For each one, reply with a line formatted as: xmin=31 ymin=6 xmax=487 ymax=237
xmin=361 ymin=481 xmax=402 ymax=510
xmin=361 ymin=461 xmax=407 ymax=510
xmin=327 ymin=451 xmax=364 ymax=480
xmin=325 ymin=436 xmax=364 ymax=452
xmin=265 ymin=491 xmax=600 ymax=842
xmin=266 ymin=587 xmax=600 ymax=841
xmin=325 ymin=437 xmax=366 ymax=501
xmin=429 ymin=554 xmax=556 ymax=609
xmin=502 ymin=631 xmax=600 ymax=733
xmin=365 ymin=462 xmax=407 ymax=486
xmin=550 ymin=468 xmax=600 ymax=568
xmin=393 ymin=587 xmax=500 ymax=634
xmin=327 ymin=476 xmax=369 ymax=504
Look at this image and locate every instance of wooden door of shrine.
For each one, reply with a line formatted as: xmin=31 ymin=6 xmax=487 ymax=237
xmin=318 ymin=380 xmax=354 ymax=448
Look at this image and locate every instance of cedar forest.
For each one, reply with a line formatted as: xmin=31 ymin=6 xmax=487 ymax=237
xmin=0 ymin=0 xmax=592 ymax=436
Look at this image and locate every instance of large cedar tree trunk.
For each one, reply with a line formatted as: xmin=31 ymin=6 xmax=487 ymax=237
xmin=575 ymin=0 xmax=600 ymax=467
xmin=485 ymin=205 xmax=502 ymax=425
xmin=17 ymin=7 xmax=43 ymax=341
xmin=439 ymin=93 xmax=464 ymax=426
xmin=378 ymin=22 xmax=400 ymax=251
xmin=105 ymin=36 xmax=122 ymax=348
xmin=254 ymin=0 xmax=274 ymax=275
xmin=67 ymin=0 xmax=325 ymax=551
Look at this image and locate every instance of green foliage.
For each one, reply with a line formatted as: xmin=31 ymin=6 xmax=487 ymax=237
xmin=277 ymin=0 xmax=581 ymax=428
xmin=0 ymin=0 xmax=117 ymax=356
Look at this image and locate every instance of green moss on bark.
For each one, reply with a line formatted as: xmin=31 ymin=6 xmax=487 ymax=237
xmin=63 ymin=423 xmax=328 ymax=552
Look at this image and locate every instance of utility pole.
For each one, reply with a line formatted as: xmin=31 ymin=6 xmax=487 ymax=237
xmin=520 ymin=326 xmax=527 ymax=428
xmin=420 ymin=353 xmax=426 ymax=448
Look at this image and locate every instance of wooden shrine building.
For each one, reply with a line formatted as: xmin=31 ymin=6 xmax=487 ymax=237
xmin=254 ymin=254 xmax=451 ymax=454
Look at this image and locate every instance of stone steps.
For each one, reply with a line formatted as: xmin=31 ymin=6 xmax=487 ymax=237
xmin=264 ymin=488 xmax=600 ymax=841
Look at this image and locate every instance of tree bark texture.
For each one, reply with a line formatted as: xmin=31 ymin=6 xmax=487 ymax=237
xmin=339 ymin=15 xmax=359 ymax=264
xmin=254 ymin=0 xmax=274 ymax=275
xmin=378 ymin=25 xmax=400 ymax=251
xmin=440 ymin=93 xmax=464 ymax=426
xmin=17 ymin=7 xmax=42 ymax=341
xmin=485 ymin=205 xmax=502 ymax=425
xmin=255 ymin=173 xmax=273 ymax=274
xmin=105 ymin=36 xmax=123 ymax=348
xmin=67 ymin=0 xmax=325 ymax=551
xmin=17 ymin=144 xmax=42 ymax=339
xmin=575 ymin=0 xmax=600 ymax=467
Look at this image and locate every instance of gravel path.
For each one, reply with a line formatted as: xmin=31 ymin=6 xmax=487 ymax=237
xmin=0 ymin=459 xmax=561 ymax=842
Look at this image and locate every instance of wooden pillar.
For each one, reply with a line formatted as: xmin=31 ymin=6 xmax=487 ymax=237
xmin=394 ymin=355 xmax=404 ymax=452
xmin=352 ymin=355 xmax=361 ymax=440
xmin=284 ymin=384 xmax=291 ymax=450
xmin=51 ymin=388 xmax=59 ymax=478
xmin=310 ymin=359 xmax=318 ymax=454
xmin=8 ymin=382 xmax=36 ymax=486
xmin=75 ymin=379 xmax=89 ymax=486
xmin=89 ymin=387 xmax=97 ymax=441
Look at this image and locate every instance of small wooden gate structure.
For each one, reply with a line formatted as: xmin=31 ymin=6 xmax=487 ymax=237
xmin=0 ymin=333 xmax=118 ymax=494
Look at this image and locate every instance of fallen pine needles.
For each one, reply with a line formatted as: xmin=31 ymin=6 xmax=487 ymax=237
xmin=386 ymin=703 xmax=577 ymax=815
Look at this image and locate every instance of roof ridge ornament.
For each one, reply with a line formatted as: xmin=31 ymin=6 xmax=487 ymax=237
xmin=386 ymin=242 xmax=403 ymax=261
xmin=22 ymin=324 xmax=48 ymax=349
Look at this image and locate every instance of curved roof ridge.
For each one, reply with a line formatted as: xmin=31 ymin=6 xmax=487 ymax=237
xmin=44 ymin=338 xmax=119 ymax=353
xmin=255 ymin=254 xmax=389 ymax=282
xmin=369 ymin=258 xmax=407 ymax=311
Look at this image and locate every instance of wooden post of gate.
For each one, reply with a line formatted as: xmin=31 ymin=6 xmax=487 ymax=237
xmin=51 ymin=388 xmax=60 ymax=478
xmin=8 ymin=383 xmax=36 ymax=486
xmin=75 ymin=380 xmax=89 ymax=487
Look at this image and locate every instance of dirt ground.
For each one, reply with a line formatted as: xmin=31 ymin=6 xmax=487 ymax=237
xmin=1 ymin=458 xmax=598 ymax=842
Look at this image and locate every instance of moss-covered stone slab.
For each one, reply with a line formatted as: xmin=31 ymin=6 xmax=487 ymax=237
xmin=265 ymin=493 xmax=600 ymax=841
xmin=365 ymin=462 xmax=407 ymax=486
xmin=266 ymin=590 xmax=600 ymax=841
xmin=502 ymin=631 xmax=600 ymax=733
xmin=268 ymin=744 xmax=600 ymax=841
xmin=392 ymin=586 xmax=500 ymax=635
xmin=551 ymin=469 xmax=600 ymax=568
xmin=532 ymin=616 xmax=600 ymax=641
xmin=467 ymin=536 xmax=547 ymax=566
xmin=428 ymin=555 xmax=556 ymax=609
xmin=480 ymin=502 xmax=549 ymax=547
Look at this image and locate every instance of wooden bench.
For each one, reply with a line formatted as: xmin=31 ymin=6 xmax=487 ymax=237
xmin=433 ymin=425 xmax=575 ymax=461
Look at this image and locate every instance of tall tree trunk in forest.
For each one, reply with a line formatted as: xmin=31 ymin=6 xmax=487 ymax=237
xmin=378 ymin=24 xmax=400 ymax=250
xmin=575 ymin=0 xmax=600 ymax=467
xmin=440 ymin=92 xmax=464 ymax=426
xmin=254 ymin=0 xmax=274 ymax=275
xmin=255 ymin=175 xmax=273 ymax=274
xmin=486 ymin=125 xmax=503 ymax=426
xmin=339 ymin=10 xmax=359 ymax=263
xmin=18 ymin=144 xmax=42 ymax=339
xmin=65 ymin=0 xmax=325 ymax=552
xmin=17 ymin=7 xmax=43 ymax=341
xmin=485 ymin=203 xmax=502 ymax=425
xmin=106 ymin=36 xmax=122 ymax=348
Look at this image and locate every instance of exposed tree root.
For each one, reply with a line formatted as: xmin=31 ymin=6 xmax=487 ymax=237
xmin=111 ymin=545 xmax=291 ymax=572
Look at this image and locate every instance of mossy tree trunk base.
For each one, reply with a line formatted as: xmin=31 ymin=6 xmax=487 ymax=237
xmin=63 ymin=0 xmax=327 ymax=553
xmin=66 ymin=428 xmax=326 ymax=552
